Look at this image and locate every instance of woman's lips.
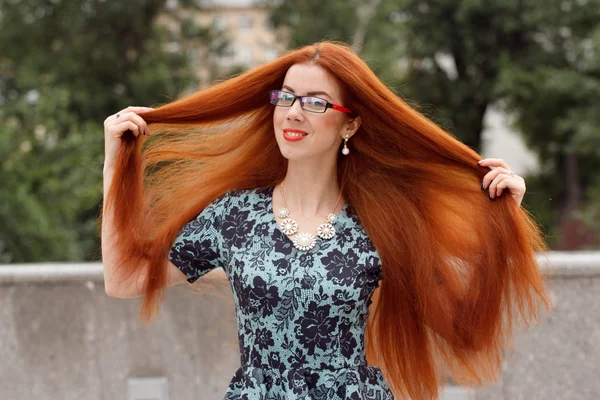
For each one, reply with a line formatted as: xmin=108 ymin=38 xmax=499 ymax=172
xmin=283 ymin=129 xmax=308 ymax=142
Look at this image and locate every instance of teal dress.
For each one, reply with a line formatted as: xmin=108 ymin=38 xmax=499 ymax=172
xmin=168 ymin=186 xmax=394 ymax=399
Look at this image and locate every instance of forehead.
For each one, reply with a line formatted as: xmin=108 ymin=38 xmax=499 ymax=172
xmin=282 ymin=63 xmax=341 ymax=98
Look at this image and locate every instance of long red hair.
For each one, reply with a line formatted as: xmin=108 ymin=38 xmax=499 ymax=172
xmin=101 ymin=41 xmax=551 ymax=399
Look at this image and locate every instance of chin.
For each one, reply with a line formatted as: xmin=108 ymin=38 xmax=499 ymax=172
xmin=278 ymin=149 xmax=306 ymax=161
xmin=274 ymin=138 xmax=299 ymax=159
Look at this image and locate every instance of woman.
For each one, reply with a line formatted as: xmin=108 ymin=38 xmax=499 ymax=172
xmin=101 ymin=41 xmax=551 ymax=399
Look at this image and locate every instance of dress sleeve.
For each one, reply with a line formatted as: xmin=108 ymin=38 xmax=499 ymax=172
xmin=168 ymin=191 xmax=230 ymax=283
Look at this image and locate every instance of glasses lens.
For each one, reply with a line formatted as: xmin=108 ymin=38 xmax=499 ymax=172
xmin=270 ymin=90 xmax=294 ymax=106
xmin=303 ymin=97 xmax=327 ymax=112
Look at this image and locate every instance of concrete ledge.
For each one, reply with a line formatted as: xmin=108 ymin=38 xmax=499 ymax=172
xmin=537 ymin=251 xmax=600 ymax=278
xmin=0 ymin=251 xmax=599 ymax=284
xmin=0 ymin=253 xmax=598 ymax=399
xmin=0 ymin=262 xmax=105 ymax=284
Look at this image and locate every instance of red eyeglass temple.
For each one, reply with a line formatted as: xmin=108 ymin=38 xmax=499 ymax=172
xmin=331 ymin=104 xmax=352 ymax=113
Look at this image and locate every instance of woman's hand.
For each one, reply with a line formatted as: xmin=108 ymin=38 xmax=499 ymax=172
xmin=103 ymin=106 xmax=153 ymax=168
xmin=478 ymin=158 xmax=526 ymax=207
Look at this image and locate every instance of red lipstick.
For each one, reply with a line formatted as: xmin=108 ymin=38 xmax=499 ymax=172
xmin=283 ymin=128 xmax=308 ymax=142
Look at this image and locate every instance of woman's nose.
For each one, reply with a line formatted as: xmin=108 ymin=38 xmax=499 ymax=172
xmin=285 ymin=99 xmax=304 ymax=121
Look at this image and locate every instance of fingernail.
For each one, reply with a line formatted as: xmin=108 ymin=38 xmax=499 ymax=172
xmin=489 ymin=193 xmax=493 ymax=200
xmin=482 ymin=183 xmax=486 ymax=190
xmin=145 ymin=128 xmax=150 ymax=136
xmin=478 ymin=160 xmax=484 ymax=164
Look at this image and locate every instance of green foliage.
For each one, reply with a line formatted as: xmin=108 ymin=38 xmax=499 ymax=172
xmin=266 ymin=0 xmax=600 ymax=248
xmin=0 ymin=0 xmax=231 ymax=262
xmin=265 ymin=0 xmax=361 ymax=47
xmin=263 ymin=0 xmax=406 ymax=92
xmin=1 ymin=0 xmax=598 ymax=261
xmin=496 ymin=2 xmax=600 ymax=246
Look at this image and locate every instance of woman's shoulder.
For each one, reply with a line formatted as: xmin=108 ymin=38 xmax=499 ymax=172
xmin=225 ymin=186 xmax=272 ymax=211
xmin=227 ymin=186 xmax=271 ymax=200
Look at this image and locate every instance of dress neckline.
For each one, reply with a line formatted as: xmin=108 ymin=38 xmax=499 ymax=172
xmin=266 ymin=185 xmax=347 ymax=236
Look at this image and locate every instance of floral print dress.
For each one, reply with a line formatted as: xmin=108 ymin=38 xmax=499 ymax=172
xmin=168 ymin=186 xmax=394 ymax=399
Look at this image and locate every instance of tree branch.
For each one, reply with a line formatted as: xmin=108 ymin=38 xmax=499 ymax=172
xmin=351 ymin=0 xmax=382 ymax=55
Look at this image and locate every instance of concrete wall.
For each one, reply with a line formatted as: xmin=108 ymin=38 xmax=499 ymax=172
xmin=0 ymin=252 xmax=598 ymax=400
xmin=0 ymin=272 xmax=240 ymax=400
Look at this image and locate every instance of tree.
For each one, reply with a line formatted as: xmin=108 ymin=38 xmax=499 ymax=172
xmin=265 ymin=0 xmax=600 ymax=248
xmin=0 ymin=0 xmax=232 ymax=262
xmin=263 ymin=0 xmax=406 ymax=96
xmin=267 ymin=0 xmax=521 ymax=152
xmin=496 ymin=2 xmax=600 ymax=248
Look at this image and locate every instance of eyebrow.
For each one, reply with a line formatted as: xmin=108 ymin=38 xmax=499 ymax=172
xmin=281 ymin=85 xmax=332 ymax=100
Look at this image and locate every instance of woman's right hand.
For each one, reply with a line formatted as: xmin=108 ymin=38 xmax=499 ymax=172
xmin=103 ymin=106 xmax=154 ymax=168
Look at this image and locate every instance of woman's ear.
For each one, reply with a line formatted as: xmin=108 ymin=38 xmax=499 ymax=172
xmin=346 ymin=115 xmax=361 ymax=136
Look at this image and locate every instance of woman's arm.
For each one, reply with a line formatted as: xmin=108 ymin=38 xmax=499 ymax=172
xmin=102 ymin=164 xmax=187 ymax=298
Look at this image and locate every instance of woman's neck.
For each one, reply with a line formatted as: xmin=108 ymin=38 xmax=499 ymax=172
xmin=277 ymin=168 xmax=343 ymax=218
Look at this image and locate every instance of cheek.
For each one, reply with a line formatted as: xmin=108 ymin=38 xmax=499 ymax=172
xmin=317 ymin=115 xmax=344 ymax=138
xmin=272 ymin=109 xmax=285 ymax=129
xmin=324 ymin=115 xmax=342 ymax=130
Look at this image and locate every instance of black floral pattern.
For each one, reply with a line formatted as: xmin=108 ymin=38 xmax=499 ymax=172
xmin=168 ymin=193 xmax=228 ymax=283
xmin=338 ymin=321 xmax=358 ymax=358
xmin=168 ymin=186 xmax=393 ymax=399
xmin=273 ymin=258 xmax=291 ymax=276
xmin=296 ymin=302 xmax=339 ymax=353
xmin=246 ymin=276 xmax=281 ymax=318
xmin=224 ymin=205 xmax=255 ymax=248
xmin=256 ymin=328 xmax=275 ymax=350
xmin=322 ymin=248 xmax=361 ymax=287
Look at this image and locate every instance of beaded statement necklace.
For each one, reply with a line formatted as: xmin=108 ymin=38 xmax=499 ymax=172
xmin=275 ymin=183 xmax=343 ymax=251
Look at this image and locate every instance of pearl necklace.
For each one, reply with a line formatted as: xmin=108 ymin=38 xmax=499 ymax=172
xmin=276 ymin=183 xmax=343 ymax=251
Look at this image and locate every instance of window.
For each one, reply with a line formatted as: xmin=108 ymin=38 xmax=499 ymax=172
xmin=264 ymin=46 xmax=278 ymax=62
xmin=440 ymin=385 xmax=474 ymax=400
xmin=239 ymin=15 xmax=252 ymax=29
xmin=127 ymin=377 xmax=168 ymax=400
xmin=236 ymin=45 xmax=253 ymax=65
xmin=188 ymin=48 xmax=200 ymax=65
xmin=214 ymin=14 xmax=227 ymax=30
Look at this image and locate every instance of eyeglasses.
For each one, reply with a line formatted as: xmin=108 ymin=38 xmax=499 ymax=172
xmin=269 ymin=90 xmax=352 ymax=114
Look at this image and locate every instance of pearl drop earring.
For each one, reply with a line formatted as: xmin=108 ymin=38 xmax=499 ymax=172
xmin=342 ymin=134 xmax=350 ymax=155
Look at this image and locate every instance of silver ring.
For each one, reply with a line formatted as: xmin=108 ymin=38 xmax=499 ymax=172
xmin=115 ymin=113 xmax=120 ymax=119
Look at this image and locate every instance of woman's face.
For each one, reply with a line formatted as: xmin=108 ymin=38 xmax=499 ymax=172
xmin=272 ymin=63 xmax=358 ymax=162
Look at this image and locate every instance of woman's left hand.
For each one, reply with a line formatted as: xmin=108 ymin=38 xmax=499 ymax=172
xmin=478 ymin=158 xmax=526 ymax=207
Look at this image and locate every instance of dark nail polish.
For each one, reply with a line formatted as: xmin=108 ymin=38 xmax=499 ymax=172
xmin=489 ymin=193 xmax=493 ymax=200
xmin=481 ymin=183 xmax=486 ymax=190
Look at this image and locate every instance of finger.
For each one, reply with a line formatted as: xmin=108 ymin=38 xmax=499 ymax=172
xmin=496 ymin=179 xmax=511 ymax=197
xmin=123 ymin=106 xmax=155 ymax=114
xmin=114 ymin=111 xmax=149 ymax=136
xmin=488 ymin=173 xmax=513 ymax=199
xmin=478 ymin=158 xmax=511 ymax=170
xmin=125 ymin=111 xmax=150 ymax=136
xmin=104 ymin=107 xmax=154 ymax=125
xmin=109 ymin=121 xmax=142 ymax=137
xmin=482 ymin=167 xmax=512 ymax=190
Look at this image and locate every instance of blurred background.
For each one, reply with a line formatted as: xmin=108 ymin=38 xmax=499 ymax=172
xmin=0 ymin=0 xmax=599 ymax=399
